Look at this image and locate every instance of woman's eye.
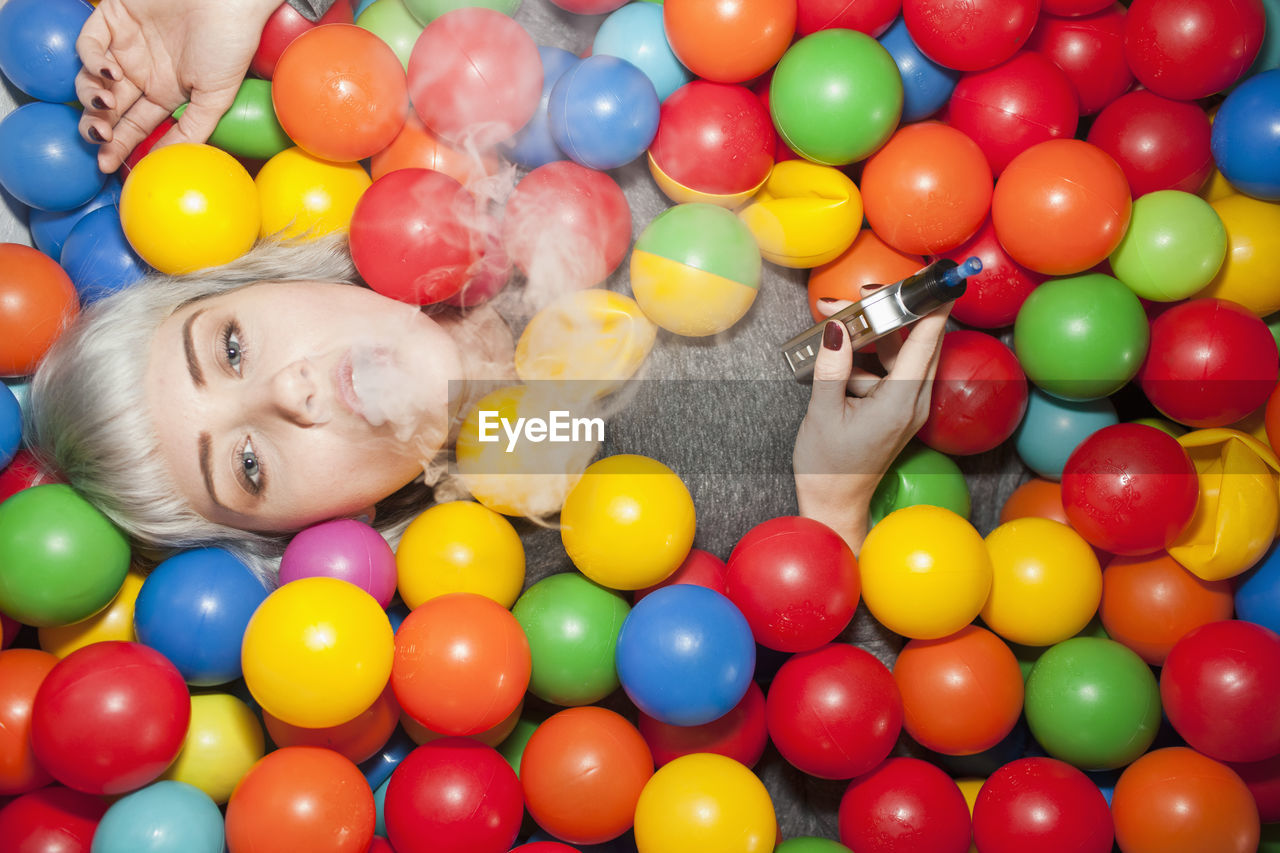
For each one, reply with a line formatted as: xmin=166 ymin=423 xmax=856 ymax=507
xmin=223 ymin=323 xmax=244 ymax=374
xmin=240 ymin=438 xmax=263 ymax=492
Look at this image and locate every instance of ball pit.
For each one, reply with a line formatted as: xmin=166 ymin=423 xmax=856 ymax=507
xmin=0 ymin=0 xmax=91 ymax=104
xmin=93 ymin=780 xmax=225 ymax=853
xmin=28 ymin=176 xmax=121 ymax=261
xmin=633 ymin=547 xmax=728 ymax=604
xmin=868 ymin=442 xmax=971 ymax=526
xmin=1237 ymin=542 xmax=1280 ymax=635
xmin=1198 ymin=193 xmax=1280 ymax=316
xmin=280 ymin=518 xmax=398 ymax=608
xmin=0 ymin=787 xmax=108 ymax=852
xmin=251 ymin=0 xmax=354 ymax=79
xmin=1013 ymin=388 xmax=1118 ymax=479
xmin=798 ymin=0 xmax=898 ymax=36
xmin=0 ymin=243 xmax=78 ymax=377
xmin=637 ymin=680 xmax=768 ymax=769
xmin=502 ymin=45 xmax=577 ymax=170
xmin=160 ymin=692 xmax=265 ymax=805
xmin=255 ymin=147 xmax=372 ymax=240
xmin=837 ymin=757 xmax=973 ymax=853
xmin=59 ymin=206 xmax=149 ymax=305
xmin=807 ymin=229 xmax=924 ymax=321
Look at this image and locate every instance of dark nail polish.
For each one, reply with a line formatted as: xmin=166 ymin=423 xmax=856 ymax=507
xmin=87 ymin=126 xmax=104 ymax=143
xmin=818 ymin=297 xmax=840 ymax=304
xmin=823 ymin=320 xmax=843 ymax=351
xmin=91 ymin=96 xmax=107 ymax=110
xmin=100 ymin=67 xmax=115 ymax=81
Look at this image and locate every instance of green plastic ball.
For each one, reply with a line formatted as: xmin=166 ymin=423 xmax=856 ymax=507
xmin=496 ymin=712 xmax=542 ymax=777
xmin=402 ymin=0 xmax=518 ymax=25
xmin=0 ymin=484 xmax=131 ymax=627
xmin=776 ymin=839 xmax=853 ymax=853
xmin=512 ymin=572 xmax=631 ymax=706
xmin=1013 ymin=273 xmax=1150 ymax=401
xmin=185 ymin=80 xmax=292 ymax=162
xmin=1109 ymin=190 xmax=1227 ymax=302
xmin=633 ymin=203 xmax=762 ymax=286
xmin=357 ymin=0 xmax=424 ymax=70
xmin=1129 ymin=416 xmax=1186 ymax=438
xmin=1025 ymin=636 xmax=1161 ymax=770
xmin=870 ymin=441 xmax=971 ymax=527
xmin=769 ymin=29 xmax=903 ymax=165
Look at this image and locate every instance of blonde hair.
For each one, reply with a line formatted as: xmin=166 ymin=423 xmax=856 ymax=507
xmin=26 ymin=235 xmax=434 ymax=585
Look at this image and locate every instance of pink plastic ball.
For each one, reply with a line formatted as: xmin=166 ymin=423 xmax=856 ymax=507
xmin=1123 ymin=0 xmax=1266 ymax=100
xmin=280 ymin=519 xmax=398 ymax=609
xmin=902 ymin=0 xmax=1040 ymax=71
xmin=838 ymin=758 xmax=973 ymax=853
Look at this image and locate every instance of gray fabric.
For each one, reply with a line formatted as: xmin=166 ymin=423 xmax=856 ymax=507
xmin=284 ymin=0 xmax=335 ymax=21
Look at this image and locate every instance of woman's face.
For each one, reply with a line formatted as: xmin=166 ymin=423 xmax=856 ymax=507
xmin=145 ymin=281 xmax=463 ymax=533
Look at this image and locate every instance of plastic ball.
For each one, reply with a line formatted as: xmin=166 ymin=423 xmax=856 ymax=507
xmin=858 ymin=505 xmax=993 ymax=640
xmin=1160 ymin=619 xmax=1280 ymax=763
xmin=1231 ymin=752 xmax=1280 ymax=823
xmin=616 ymin=585 xmax=755 ymax=726
xmin=408 ymin=7 xmax=541 ymax=148
xmin=254 ymin=147 xmax=371 ymax=240
xmin=1012 ymin=273 xmax=1149 ymax=401
xmin=158 ymin=692 xmax=265 ymax=805
xmin=93 ymin=780 xmax=225 ymax=853
xmin=0 ymin=384 xmax=19 ymax=471
xmin=1027 ymin=5 xmax=1133 ymax=115
xmin=385 ymin=740 xmax=524 ymax=853
xmin=394 ymin=501 xmax=524 ymax=609
xmin=1213 ymin=69 xmax=1280 ymax=201
xmin=662 ymin=0 xmax=795 ymax=83
xmin=0 ymin=244 xmax=78 ymax=377
xmin=941 ymin=217 xmax=1044 ymax=328
xmin=902 ymin=0 xmax=1040 ymax=71
xmin=501 ymin=46 xmax=576 ymax=169
xmin=594 ymin=3 xmax=692 ymax=102
xmin=972 ymin=757 xmax=1115 ymax=853
xmin=401 ymin=0 xmax=519 ymax=24
xmin=1197 ymin=194 xmax=1280 ymax=316
xmin=520 ymin=707 xmax=653 ymax=845
xmin=134 ymin=547 xmax=268 ymax=686
xmin=560 ymin=454 xmax=695 ymax=591
xmin=837 ymin=757 xmax=973 ymax=853
xmin=769 ymin=29 xmax=902 ymax=165
xmin=1087 ymin=91 xmax=1214 ymax=199
xmin=1112 ymin=747 xmax=1260 ymax=853
xmin=372 ymin=110 xmax=500 ymax=186
xmin=633 ymin=753 xmax=776 ymax=853
xmin=251 ymin=0 xmax=354 ymax=79
xmin=0 ymin=649 xmax=57 ymax=796
xmin=630 ymin=203 xmax=761 ymax=336
xmin=514 ymin=288 xmax=656 ymax=393
xmin=280 ymin=518 xmax=397 ymax=608
xmin=59 ymin=206 xmax=149 ymax=305
xmin=916 ymin=329 xmax=1027 ymax=456
xmin=28 ymin=175 xmax=121 ymax=261
xmin=0 ymin=102 xmax=105 ymax=211
xmin=637 ymin=680 xmax=768 ymax=769
xmin=548 ymin=54 xmax=659 ymax=171
xmin=265 ymin=683 xmax=400 ymax=764
xmin=1139 ymin=298 xmax=1279 ymax=427
xmin=0 ymin=787 xmax=108 ymax=852
xmin=0 ymin=0 xmax=92 ymax=103
xmin=807 ymin=229 xmax=924 ymax=321
xmin=797 ymin=0 xmax=897 ymax=35
xmin=1237 ymin=542 xmax=1280 ymax=635
xmin=869 ymin=441 xmax=971 ymax=526
xmin=878 ymin=14 xmax=959 ymax=123
xmin=512 ymin=572 xmax=631 ymax=706
xmin=226 ymin=746 xmax=375 ymax=853
xmin=201 ymin=78 xmax=292 ymax=161
xmin=1124 ymin=0 xmax=1266 ymax=100
xmin=356 ymin=0 xmax=425 ymax=69
xmin=633 ymin=547 xmax=728 ymax=604
xmin=766 ymin=642 xmax=902 ymax=779
xmin=30 ymin=641 xmax=189 ymax=795
xmin=861 ymin=122 xmax=992 ymax=255
xmin=738 ymin=160 xmax=862 ymax=268
xmin=241 ymin=576 xmax=394 ymax=729
xmin=1110 ymin=191 xmax=1227 ymax=301
xmin=502 ymin=161 xmax=631 ymax=293
xmin=1025 ymin=636 xmax=1162 ymax=769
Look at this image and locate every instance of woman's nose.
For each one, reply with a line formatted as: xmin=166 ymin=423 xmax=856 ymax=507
xmin=267 ymin=358 xmax=329 ymax=426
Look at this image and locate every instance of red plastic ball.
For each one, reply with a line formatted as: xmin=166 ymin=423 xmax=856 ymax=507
xmin=1086 ymin=90 xmax=1213 ymax=198
xmin=637 ymin=680 xmax=767 ymax=768
xmin=1060 ymin=423 xmax=1198 ymax=557
xmin=0 ymin=449 xmax=50 ymax=503
xmin=263 ymin=684 xmax=401 ymax=765
xmin=250 ymin=0 xmax=354 ymax=80
xmin=902 ymin=0 xmax=1040 ymax=71
xmin=0 ymin=243 xmax=78 ymax=378
xmin=1028 ymin=5 xmax=1133 ymax=116
xmin=1160 ymin=619 xmax=1280 ymax=763
xmin=0 ymin=786 xmax=107 ymax=853
xmin=947 ymin=52 xmax=1080 ymax=176
xmin=723 ymin=516 xmax=860 ymax=653
xmin=917 ymin=329 xmax=1028 ymax=456
xmin=1229 ymin=753 xmax=1280 ymax=823
xmin=0 ymin=649 xmax=57 ymax=796
xmin=972 ymin=757 xmax=1115 ymax=853
xmin=501 ymin=161 xmax=631 ymax=293
xmin=648 ymin=81 xmax=774 ymax=200
xmin=1139 ymin=299 xmax=1279 ymax=429
xmin=797 ymin=0 xmax=899 ymax=36
xmin=385 ymin=739 xmax=524 ymax=853
xmin=1112 ymin=747 xmax=1259 ymax=853
xmin=663 ymin=0 xmax=796 ymax=83
xmin=765 ymin=643 xmax=903 ymax=780
xmin=29 ymin=641 xmax=190 ymax=796
xmin=348 ymin=168 xmax=479 ymax=305
xmin=548 ymin=0 xmax=628 ymax=13
xmin=942 ymin=218 xmax=1044 ymax=328
xmin=225 ymin=746 xmax=375 ymax=853
xmin=1123 ymin=0 xmax=1267 ymax=101
xmin=407 ymin=7 xmax=542 ymax=147
xmin=838 ymin=757 xmax=973 ymax=853
xmin=1042 ymin=0 xmax=1113 ymax=13
xmin=633 ymin=547 xmax=727 ymax=605
xmin=271 ymin=24 xmax=408 ymax=163
xmin=511 ymin=845 xmax=580 ymax=853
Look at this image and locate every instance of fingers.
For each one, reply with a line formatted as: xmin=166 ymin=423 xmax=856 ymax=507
xmin=815 ymin=297 xmax=852 ymax=318
xmin=95 ymin=96 xmax=172 ymax=173
xmin=74 ymin=11 xmax=120 ymax=84
xmin=871 ymin=304 xmax=950 ymax=412
xmin=806 ymin=320 xmax=854 ymax=416
xmin=165 ymin=90 xmax=238 ymax=149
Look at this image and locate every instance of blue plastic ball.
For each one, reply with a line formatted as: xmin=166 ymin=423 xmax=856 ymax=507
xmin=29 ymin=176 xmax=122 ymax=260
xmin=1013 ymin=387 xmax=1118 ymax=479
xmin=878 ymin=15 xmax=958 ymax=123
xmin=593 ymin=2 xmax=692 ymax=102
xmin=501 ymin=46 xmax=576 ymax=169
xmin=1236 ymin=540 xmax=1280 ymax=635
xmin=374 ymin=775 xmax=390 ymax=836
xmin=615 ymin=584 xmax=755 ymax=726
xmin=0 ymin=0 xmax=92 ymax=104
xmin=548 ymin=54 xmax=660 ymax=171
xmin=91 ymin=780 xmax=225 ymax=853
xmin=1211 ymin=68 xmax=1280 ymax=202
xmin=0 ymin=102 xmax=105 ymax=211
xmin=359 ymin=725 xmax=416 ymax=789
xmin=0 ymin=383 xmax=20 ymax=470
xmin=61 ymin=206 xmax=151 ymax=304
xmin=133 ymin=547 xmax=269 ymax=686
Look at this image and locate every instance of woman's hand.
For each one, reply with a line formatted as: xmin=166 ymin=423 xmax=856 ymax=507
xmin=75 ymin=0 xmax=282 ymax=173
xmin=792 ymin=286 xmax=951 ymax=553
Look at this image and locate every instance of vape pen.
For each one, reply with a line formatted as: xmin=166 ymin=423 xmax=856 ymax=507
xmin=781 ymin=257 xmax=983 ymax=381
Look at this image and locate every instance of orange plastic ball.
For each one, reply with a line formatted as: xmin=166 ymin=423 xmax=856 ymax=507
xmin=1111 ymin=747 xmax=1259 ymax=853
xmin=663 ymin=0 xmax=796 ymax=83
xmin=992 ymin=139 xmax=1132 ymax=275
xmin=0 ymin=649 xmax=58 ymax=795
xmin=0 ymin=243 xmax=78 ymax=377
xmin=893 ymin=625 xmax=1024 ymax=756
xmin=371 ymin=112 xmax=499 ymax=187
xmin=999 ymin=478 xmax=1068 ymax=525
xmin=807 ymin=229 xmax=925 ymax=322
xmin=520 ymin=706 xmax=654 ymax=846
xmin=1099 ymin=552 xmax=1234 ymax=666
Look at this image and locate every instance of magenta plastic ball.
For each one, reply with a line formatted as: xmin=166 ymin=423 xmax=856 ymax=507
xmin=280 ymin=519 xmax=398 ymax=608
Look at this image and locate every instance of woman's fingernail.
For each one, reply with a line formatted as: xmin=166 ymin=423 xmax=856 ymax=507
xmin=100 ymin=67 xmax=116 ymax=81
xmin=87 ymin=126 xmax=105 ymax=143
xmin=818 ymin=297 xmax=840 ymax=304
xmin=823 ymin=320 xmax=843 ymax=351
xmin=91 ymin=96 xmax=107 ymax=110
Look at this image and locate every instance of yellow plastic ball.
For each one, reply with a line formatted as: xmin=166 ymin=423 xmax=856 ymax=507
xmin=37 ymin=569 xmax=143 ymax=657
xmin=560 ymin=454 xmax=696 ymax=591
xmin=955 ymin=777 xmax=984 ymax=853
xmin=240 ymin=576 xmax=394 ymax=728
xmin=1200 ymin=167 xmax=1236 ymax=203
xmin=160 ymin=691 xmax=265 ymax=804
xmin=859 ymin=505 xmax=993 ymax=640
xmin=1195 ymin=194 xmax=1280 ymax=316
xmin=634 ymin=753 xmax=776 ymax=853
xmin=981 ymin=517 xmax=1102 ymax=647
xmin=736 ymin=159 xmax=862 ymax=268
xmin=515 ymin=289 xmax=657 ymax=395
xmin=255 ymin=146 xmax=372 ymax=240
xmin=396 ymin=500 xmax=526 ymax=609
xmin=119 ymin=143 xmax=260 ymax=274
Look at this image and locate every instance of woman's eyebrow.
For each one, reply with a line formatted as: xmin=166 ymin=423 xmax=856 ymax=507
xmin=197 ymin=431 xmax=230 ymax=512
xmin=183 ymin=308 xmax=208 ymax=388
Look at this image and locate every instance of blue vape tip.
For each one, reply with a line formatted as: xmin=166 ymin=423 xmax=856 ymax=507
xmin=942 ymin=256 xmax=984 ymax=290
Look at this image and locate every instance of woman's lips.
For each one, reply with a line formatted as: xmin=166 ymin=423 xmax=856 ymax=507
xmin=335 ymin=351 xmax=362 ymax=418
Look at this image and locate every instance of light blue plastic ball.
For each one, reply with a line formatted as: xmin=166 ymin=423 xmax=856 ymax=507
xmin=593 ymin=3 xmax=692 ymax=102
xmin=90 ymin=780 xmax=224 ymax=853
xmin=1014 ymin=387 xmax=1118 ymax=480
